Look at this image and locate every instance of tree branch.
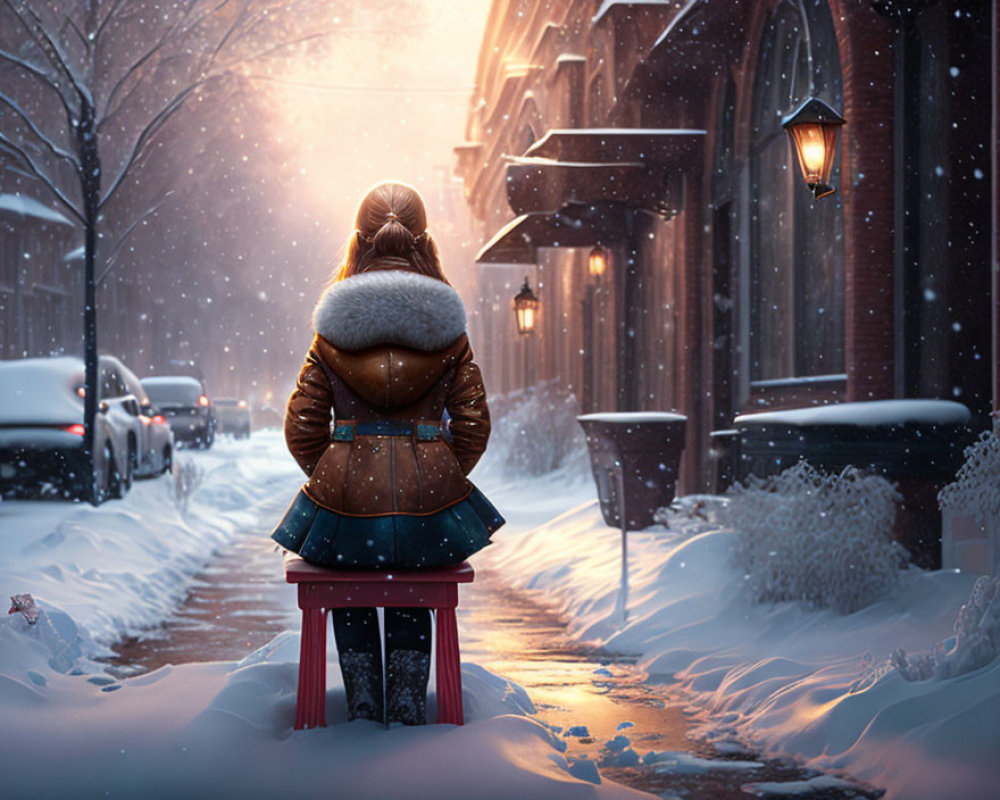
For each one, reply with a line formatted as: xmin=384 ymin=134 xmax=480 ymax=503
xmin=0 ymin=89 xmax=80 ymax=167
xmin=3 ymin=0 xmax=91 ymax=106
xmin=99 ymin=75 xmax=225 ymax=211
xmin=96 ymin=191 xmax=175 ymax=286
xmin=0 ymin=48 xmax=75 ymax=120
xmin=0 ymin=133 xmax=84 ymax=224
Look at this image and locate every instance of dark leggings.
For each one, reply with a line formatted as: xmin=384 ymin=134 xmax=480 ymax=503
xmin=331 ymin=607 xmax=432 ymax=659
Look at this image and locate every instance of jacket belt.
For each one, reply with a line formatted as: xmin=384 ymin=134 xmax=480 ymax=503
xmin=332 ymin=420 xmax=442 ymax=442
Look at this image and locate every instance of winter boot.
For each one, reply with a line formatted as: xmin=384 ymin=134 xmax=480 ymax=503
xmin=338 ymin=650 xmax=384 ymax=723
xmin=386 ymin=649 xmax=430 ymax=725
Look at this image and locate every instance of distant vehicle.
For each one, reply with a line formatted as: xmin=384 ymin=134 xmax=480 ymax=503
xmin=0 ymin=356 xmax=137 ymax=501
xmin=214 ymin=398 xmax=252 ymax=439
xmin=141 ymin=376 xmax=216 ymax=449
xmin=113 ymin=358 xmax=173 ymax=476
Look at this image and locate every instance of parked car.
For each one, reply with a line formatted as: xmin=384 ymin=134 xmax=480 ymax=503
xmin=214 ymin=398 xmax=252 ymax=439
xmin=114 ymin=358 xmax=174 ymax=477
xmin=0 ymin=356 xmax=135 ymax=501
xmin=141 ymin=376 xmax=216 ymax=449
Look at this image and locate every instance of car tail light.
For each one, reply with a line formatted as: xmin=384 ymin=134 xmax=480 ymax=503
xmin=65 ymin=424 xmax=86 ymax=436
xmin=238 ymin=400 xmax=248 ymax=409
xmin=198 ymin=395 xmax=210 ymax=407
xmin=152 ymin=415 xmax=166 ymax=425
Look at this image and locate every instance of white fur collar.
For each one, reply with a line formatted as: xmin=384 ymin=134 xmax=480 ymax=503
xmin=312 ymin=269 xmax=466 ymax=352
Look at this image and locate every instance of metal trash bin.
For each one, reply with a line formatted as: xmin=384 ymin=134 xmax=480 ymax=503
xmin=577 ymin=412 xmax=687 ymax=530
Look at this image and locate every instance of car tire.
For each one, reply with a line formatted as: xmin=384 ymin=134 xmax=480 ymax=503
xmin=162 ymin=445 xmax=173 ymax=474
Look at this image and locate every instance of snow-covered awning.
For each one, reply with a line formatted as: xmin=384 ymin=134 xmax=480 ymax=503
xmin=522 ymin=128 xmax=705 ymax=166
xmin=475 ymin=204 xmax=629 ymax=265
xmin=0 ymin=193 xmax=72 ymax=227
xmin=63 ymin=245 xmax=85 ymax=262
xmin=504 ymin=128 xmax=704 ymax=215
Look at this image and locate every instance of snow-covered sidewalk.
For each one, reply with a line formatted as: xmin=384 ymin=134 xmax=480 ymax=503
xmin=0 ymin=430 xmax=997 ymax=799
xmin=0 ymin=433 xmax=647 ymax=799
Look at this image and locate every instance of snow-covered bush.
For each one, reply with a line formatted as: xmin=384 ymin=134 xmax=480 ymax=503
xmin=485 ymin=382 xmax=588 ymax=477
xmin=891 ymin=574 xmax=1000 ymax=681
xmin=937 ymin=430 xmax=1000 ymax=526
xmin=721 ymin=461 xmax=906 ymax=613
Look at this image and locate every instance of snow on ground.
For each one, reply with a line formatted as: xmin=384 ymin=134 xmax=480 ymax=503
xmin=1 ymin=429 xmax=998 ymax=799
xmin=482 ymin=478 xmax=1000 ymax=800
xmin=0 ymin=432 xmax=647 ymax=799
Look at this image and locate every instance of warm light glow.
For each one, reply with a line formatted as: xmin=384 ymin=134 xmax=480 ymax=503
xmin=782 ymin=97 xmax=845 ymax=200
xmin=588 ymin=246 xmax=607 ymax=279
xmin=65 ymin=424 xmax=85 ymax=436
xmin=152 ymin=415 xmax=166 ymax=425
xmin=77 ymin=386 xmax=86 ymax=398
xmin=238 ymin=400 xmax=248 ymax=409
xmin=198 ymin=395 xmax=210 ymax=407
xmin=798 ymin=136 xmax=827 ymax=182
xmin=513 ymin=276 xmax=540 ymax=336
xmin=516 ymin=306 xmax=535 ymax=332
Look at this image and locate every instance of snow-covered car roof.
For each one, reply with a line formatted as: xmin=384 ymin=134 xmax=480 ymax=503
xmin=141 ymin=376 xmax=203 ymax=389
xmin=0 ymin=356 xmax=83 ymax=424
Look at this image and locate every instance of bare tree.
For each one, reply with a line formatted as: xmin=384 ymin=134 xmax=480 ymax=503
xmin=0 ymin=0 xmax=382 ymax=502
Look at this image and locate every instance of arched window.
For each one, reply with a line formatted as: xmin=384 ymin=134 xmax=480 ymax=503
xmin=750 ymin=0 xmax=844 ymax=381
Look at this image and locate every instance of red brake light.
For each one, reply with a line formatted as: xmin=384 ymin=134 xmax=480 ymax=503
xmin=65 ymin=424 xmax=86 ymax=436
xmin=152 ymin=415 xmax=166 ymax=425
xmin=198 ymin=395 xmax=210 ymax=407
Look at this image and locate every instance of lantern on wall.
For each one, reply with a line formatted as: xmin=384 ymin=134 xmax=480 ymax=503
xmin=781 ymin=97 xmax=845 ymax=200
xmin=513 ymin=276 xmax=539 ymax=336
xmin=588 ymin=245 xmax=607 ymax=280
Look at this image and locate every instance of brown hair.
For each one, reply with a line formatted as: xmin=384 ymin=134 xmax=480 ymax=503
xmin=333 ymin=181 xmax=448 ymax=283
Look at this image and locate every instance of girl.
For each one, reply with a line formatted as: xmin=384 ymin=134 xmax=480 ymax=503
xmin=272 ymin=181 xmax=504 ymax=725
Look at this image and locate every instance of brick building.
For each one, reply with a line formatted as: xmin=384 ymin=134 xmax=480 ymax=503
xmin=0 ymin=193 xmax=78 ymax=359
xmin=455 ymin=0 xmax=997 ymax=494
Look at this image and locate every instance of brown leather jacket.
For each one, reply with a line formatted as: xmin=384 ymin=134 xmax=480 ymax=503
xmin=284 ymin=268 xmax=490 ymax=516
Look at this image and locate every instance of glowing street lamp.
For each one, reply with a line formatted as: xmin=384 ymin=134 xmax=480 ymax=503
xmin=588 ymin=245 xmax=607 ymax=280
xmin=782 ymin=97 xmax=845 ymax=200
xmin=513 ymin=276 xmax=539 ymax=336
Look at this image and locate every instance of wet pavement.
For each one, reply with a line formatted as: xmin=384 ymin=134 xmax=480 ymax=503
xmin=104 ymin=526 xmax=884 ymax=799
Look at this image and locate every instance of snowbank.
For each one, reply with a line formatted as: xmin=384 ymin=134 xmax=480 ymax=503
xmin=0 ymin=605 xmax=646 ymax=800
xmin=482 ymin=490 xmax=999 ymax=800
xmin=0 ymin=430 xmax=303 ymax=648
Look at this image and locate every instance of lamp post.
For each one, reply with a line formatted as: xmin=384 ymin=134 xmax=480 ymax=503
xmin=513 ymin=276 xmax=539 ymax=391
xmin=513 ymin=276 xmax=539 ymax=336
xmin=782 ymin=97 xmax=845 ymax=200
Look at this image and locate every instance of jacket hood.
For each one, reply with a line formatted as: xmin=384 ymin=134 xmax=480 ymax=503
xmin=312 ymin=268 xmax=466 ymax=352
xmin=314 ymin=334 xmax=468 ymax=410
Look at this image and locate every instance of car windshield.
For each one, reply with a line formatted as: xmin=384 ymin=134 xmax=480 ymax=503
xmin=0 ymin=358 xmax=83 ymax=424
xmin=142 ymin=380 xmax=201 ymax=406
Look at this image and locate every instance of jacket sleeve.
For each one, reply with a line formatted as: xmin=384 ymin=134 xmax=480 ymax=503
xmin=284 ymin=336 xmax=333 ymax=477
xmin=446 ymin=337 xmax=491 ymax=475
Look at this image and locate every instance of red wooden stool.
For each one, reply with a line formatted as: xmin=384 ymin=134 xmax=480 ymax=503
xmin=283 ymin=553 xmax=474 ymax=729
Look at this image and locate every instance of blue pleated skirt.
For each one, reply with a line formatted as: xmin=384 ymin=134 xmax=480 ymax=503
xmin=271 ymin=486 xmax=505 ymax=569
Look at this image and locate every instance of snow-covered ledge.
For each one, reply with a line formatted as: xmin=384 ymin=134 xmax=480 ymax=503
xmin=734 ymin=398 xmax=972 ymax=428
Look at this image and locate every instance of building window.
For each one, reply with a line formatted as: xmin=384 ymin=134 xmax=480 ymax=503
xmin=749 ymin=0 xmax=844 ymax=382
